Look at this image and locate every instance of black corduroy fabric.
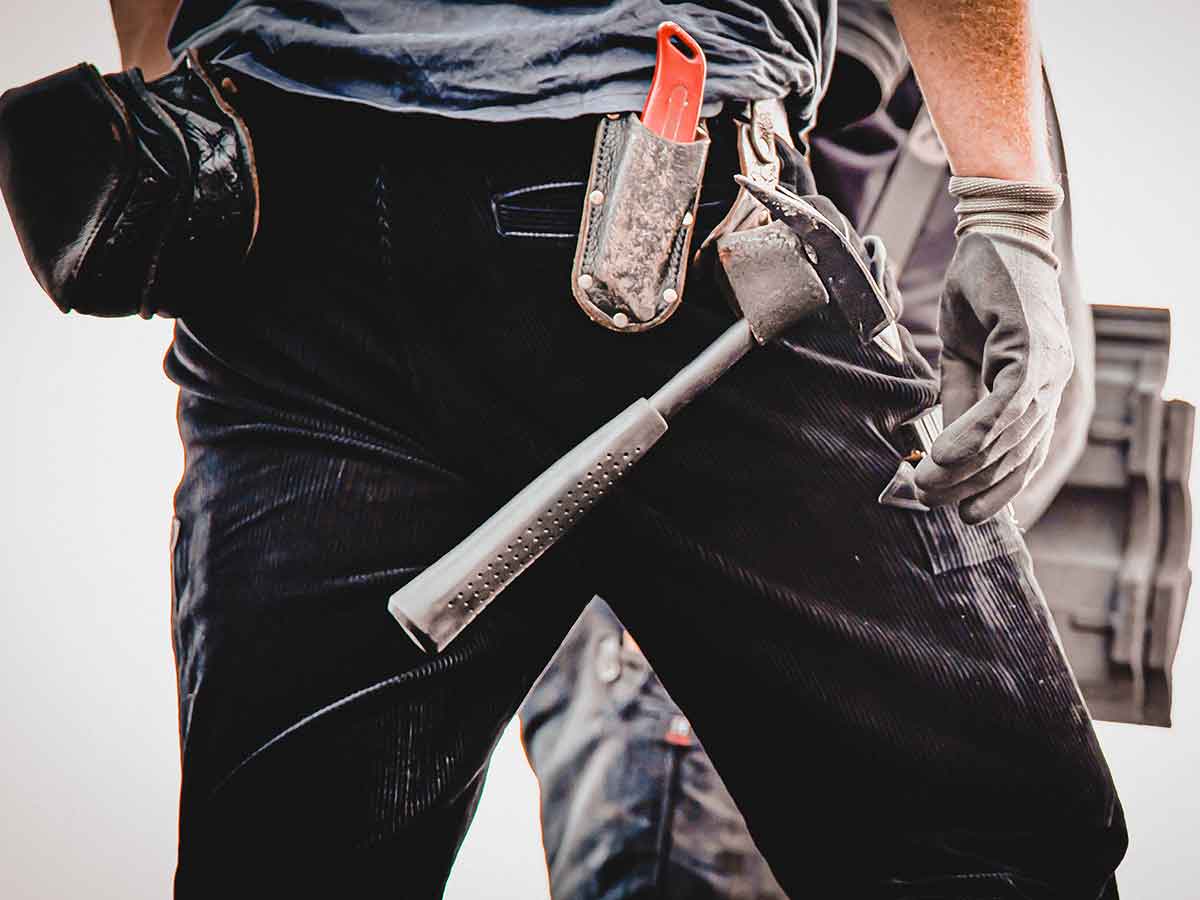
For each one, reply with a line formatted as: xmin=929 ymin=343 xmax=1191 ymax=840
xmin=165 ymin=80 xmax=1125 ymax=898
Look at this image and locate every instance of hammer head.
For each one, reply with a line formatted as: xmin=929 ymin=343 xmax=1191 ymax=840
xmin=716 ymin=219 xmax=829 ymax=344
xmin=720 ymin=177 xmax=895 ymax=345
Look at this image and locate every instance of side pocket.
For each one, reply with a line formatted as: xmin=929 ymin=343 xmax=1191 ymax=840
xmin=489 ymin=178 xmax=731 ymax=243
xmin=912 ymin=504 xmax=1025 ymax=575
xmin=872 ymin=382 xmax=1023 ymax=576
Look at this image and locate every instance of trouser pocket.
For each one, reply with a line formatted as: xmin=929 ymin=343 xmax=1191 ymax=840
xmin=491 ymin=180 xmax=586 ymax=240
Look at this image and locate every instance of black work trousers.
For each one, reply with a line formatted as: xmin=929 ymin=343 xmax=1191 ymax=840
xmin=166 ymin=80 xmax=1126 ymax=898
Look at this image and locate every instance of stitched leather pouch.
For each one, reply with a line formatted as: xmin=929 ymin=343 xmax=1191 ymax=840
xmin=571 ymin=113 xmax=709 ymax=332
xmin=0 ymin=50 xmax=257 ymax=318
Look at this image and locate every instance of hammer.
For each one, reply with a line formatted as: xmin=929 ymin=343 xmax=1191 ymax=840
xmin=389 ymin=181 xmax=895 ymax=653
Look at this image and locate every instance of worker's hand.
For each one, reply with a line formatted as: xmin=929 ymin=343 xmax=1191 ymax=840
xmin=915 ymin=177 xmax=1071 ymax=525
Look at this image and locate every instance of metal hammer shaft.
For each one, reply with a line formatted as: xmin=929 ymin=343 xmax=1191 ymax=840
xmin=388 ymin=189 xmax=890 ymax=654
xmin=388 ymin=319 xmax=755 ymax=653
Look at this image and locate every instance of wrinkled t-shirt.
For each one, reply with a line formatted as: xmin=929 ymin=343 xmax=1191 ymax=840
xmin=169 ymin=1 xmax=833 ymax=124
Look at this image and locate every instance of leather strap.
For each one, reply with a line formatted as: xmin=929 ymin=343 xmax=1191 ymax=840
xmin=862 ymin=105 xmax=947 ymax=277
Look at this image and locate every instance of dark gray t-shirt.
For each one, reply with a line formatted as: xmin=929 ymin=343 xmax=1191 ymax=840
xmin=170 ymin=1 xmax=833 ymax=124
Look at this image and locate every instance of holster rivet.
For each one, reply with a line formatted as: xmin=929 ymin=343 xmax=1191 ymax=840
xmin=612 ymin=312 xmax=630 ymax=328
xmin=589 ymin=190 xmax=605 ymax=206
xmin=577 ymin=273 xmax=594 ymax=290
xmin=662 ymin=288 xmax=678 ymax=304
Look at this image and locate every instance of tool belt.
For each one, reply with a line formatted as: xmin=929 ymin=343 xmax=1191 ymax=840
xmin=0 ymin=50 xmax=258 ymax=318
xmin=570 ymin=98 xmax=906 ymax=354
xmin=570 ymin=97 xmax=945 ymax=513
xmin=571 ymin=98 xmax=800 ymax=333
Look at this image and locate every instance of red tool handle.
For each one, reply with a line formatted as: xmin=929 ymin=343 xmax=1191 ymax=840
xmin=640 ymin=22 xmax=707 ymax=142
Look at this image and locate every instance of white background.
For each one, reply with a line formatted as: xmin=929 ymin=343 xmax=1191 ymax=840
xmin=1 ymin=2 xmax=1197 ymax=897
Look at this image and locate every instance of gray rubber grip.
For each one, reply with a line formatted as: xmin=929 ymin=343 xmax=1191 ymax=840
xmin=388 ymin=398 xmax=669 ymax=653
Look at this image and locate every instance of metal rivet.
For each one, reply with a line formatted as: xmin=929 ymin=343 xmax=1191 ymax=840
xmin=578 ymin=273 xmax=593 ymax=290
xmin=682 ymin=211 xmax=694 ymax=227
xmin=589 ymin=190 xmax=605 ymax=206
xmin=612 ymin=312 xmax=629 ymax=328
xmin=662 ymin=288 xmax=678 ymax=304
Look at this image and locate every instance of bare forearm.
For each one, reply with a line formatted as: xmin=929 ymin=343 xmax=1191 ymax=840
xmin=110 ymin=0 xmax=179 ymax=78
xmin=889 ymin=0 xmax=1052 ymax=181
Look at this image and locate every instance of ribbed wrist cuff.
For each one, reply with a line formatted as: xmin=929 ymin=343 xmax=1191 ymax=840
xmin=948 ymin=175 xmax=1064 ymax=246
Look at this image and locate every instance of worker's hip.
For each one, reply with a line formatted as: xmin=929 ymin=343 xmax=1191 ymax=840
xmin=170 ymin=81 xmax=923 ymax=425
xmin=165 ymin=78 xmax=1017 ymax=591
xmin=163 ymin=88 xmax=1127 ymax=898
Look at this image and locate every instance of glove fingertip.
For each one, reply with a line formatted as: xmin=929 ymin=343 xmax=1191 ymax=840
xmin=958 ymin=499 xmax=995 ymax=526
xmin=929 ymin=436 xmax=974 ymax=468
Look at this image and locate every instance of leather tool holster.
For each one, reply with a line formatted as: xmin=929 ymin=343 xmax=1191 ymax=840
xmin=0 ymin=49 xmax=258 ymax=318
xmin=572 ymin=113 xmax=709 ymax=332
xmin=570 ymin=99 xmax=798 ymax=334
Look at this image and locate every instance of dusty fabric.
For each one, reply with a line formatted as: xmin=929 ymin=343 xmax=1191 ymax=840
xmin=168 ymin=1 xmax=833 ymax=125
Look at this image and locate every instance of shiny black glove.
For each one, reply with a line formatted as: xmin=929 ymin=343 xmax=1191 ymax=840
xmin=0 ymin=49 xmax=257 ymax=317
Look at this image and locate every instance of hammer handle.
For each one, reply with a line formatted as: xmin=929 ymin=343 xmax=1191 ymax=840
xmin=388 ymin=319 xmax=755 ymax=654
xmin=389 ymin=398 xmax=667 ymax=653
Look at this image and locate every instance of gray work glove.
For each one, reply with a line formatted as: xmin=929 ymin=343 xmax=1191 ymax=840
xmin=914 ymin=176 xmax=1070 ymax=525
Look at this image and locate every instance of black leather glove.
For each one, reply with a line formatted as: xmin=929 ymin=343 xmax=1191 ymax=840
xmin=0 ymin=49 xmax=257 ymax=318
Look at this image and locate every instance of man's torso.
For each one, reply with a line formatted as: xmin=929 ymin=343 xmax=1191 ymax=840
xmin=169 ymin=1 xmax=833 ymax=123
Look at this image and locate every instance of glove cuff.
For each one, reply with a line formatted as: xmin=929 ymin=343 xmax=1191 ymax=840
xmin=948 ymin=175 xmax=1063 ymax=249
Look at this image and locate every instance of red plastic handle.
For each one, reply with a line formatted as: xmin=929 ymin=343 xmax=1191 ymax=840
xmin=640 ymin=22 xmax=707 ymax=143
